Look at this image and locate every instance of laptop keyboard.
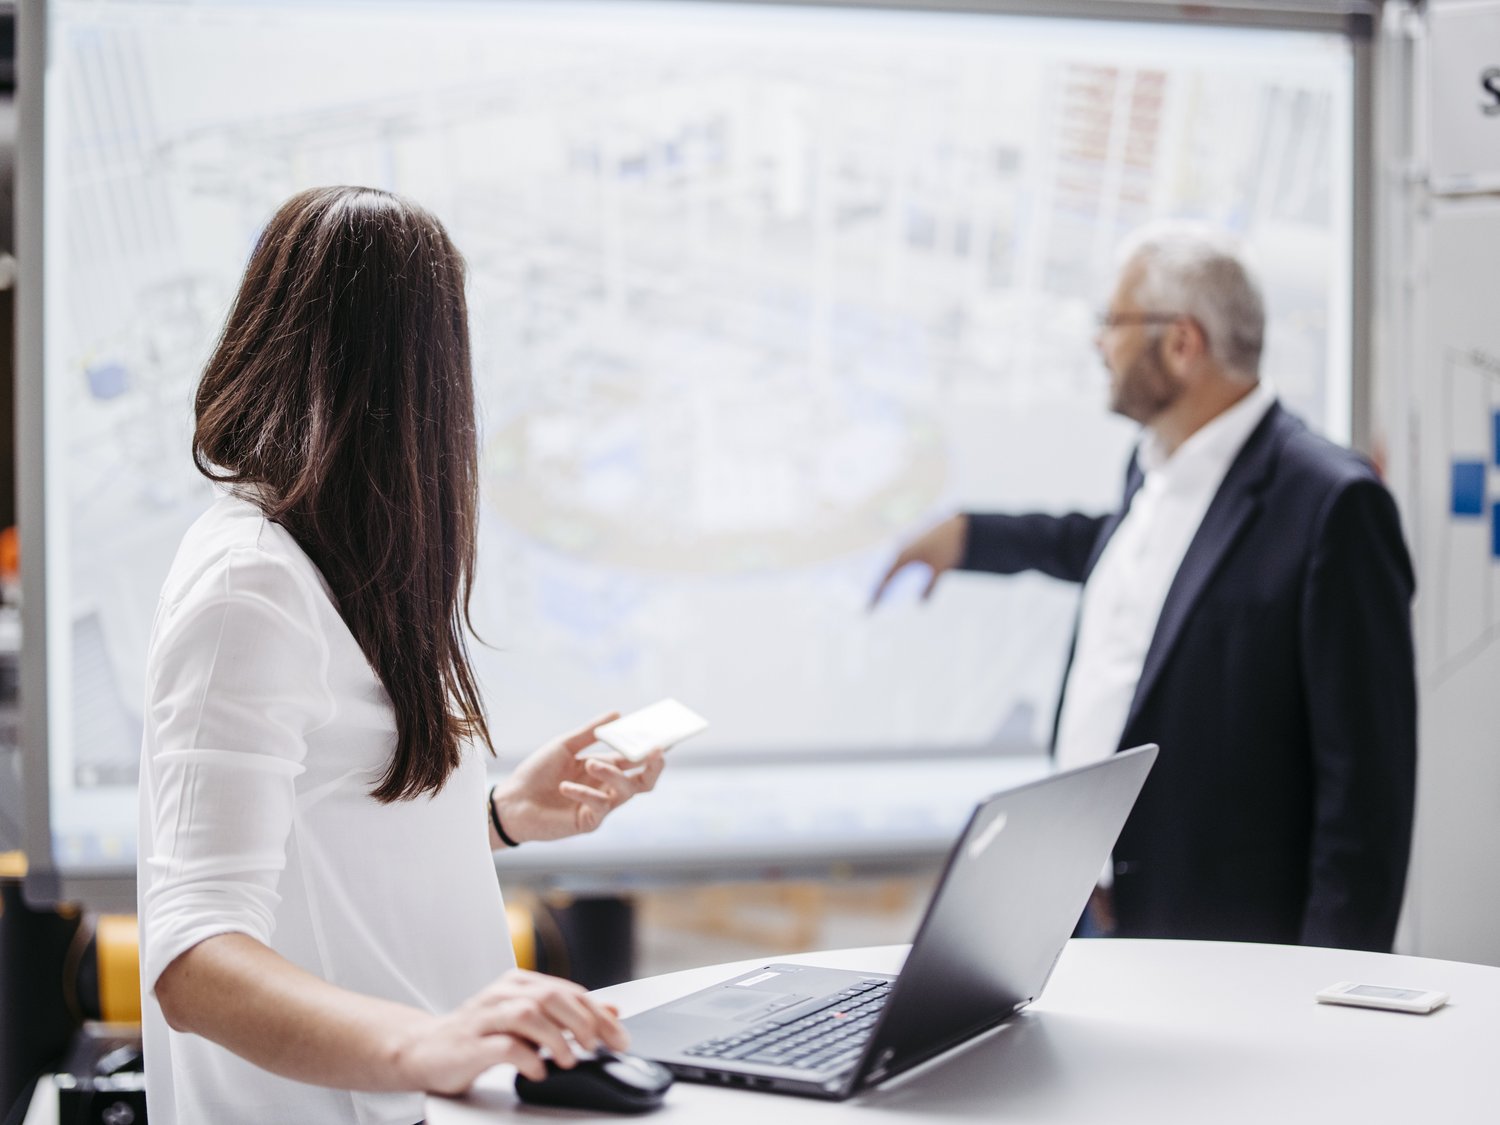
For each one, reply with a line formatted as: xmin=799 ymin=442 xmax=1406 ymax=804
xmin=683 ymin=978 xmax=893 ymax=1072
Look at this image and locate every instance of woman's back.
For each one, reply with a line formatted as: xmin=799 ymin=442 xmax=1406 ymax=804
xmin=137 ymin=492 xmax=512 ymax=1125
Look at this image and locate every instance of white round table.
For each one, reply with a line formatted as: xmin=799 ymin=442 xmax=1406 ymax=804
xmin=429 ymin=938 xmax=1498 ymax=1123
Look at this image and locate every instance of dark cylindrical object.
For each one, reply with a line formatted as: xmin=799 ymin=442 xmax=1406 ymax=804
xmin=541 ymin=895 xmax=636 ymax=992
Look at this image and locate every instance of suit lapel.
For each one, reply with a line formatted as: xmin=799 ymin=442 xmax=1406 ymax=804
xmin=1085 ymin=456 xmax=1143 ymax=580
xmin=1121 ymin=403 xmax=1292 ymax=735
xmin=1049 ymin=455 xmax=1145 ymax=751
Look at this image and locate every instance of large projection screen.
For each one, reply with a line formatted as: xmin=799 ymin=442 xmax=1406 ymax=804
xmin=21 ymin=0 xmax=1366 ymax=903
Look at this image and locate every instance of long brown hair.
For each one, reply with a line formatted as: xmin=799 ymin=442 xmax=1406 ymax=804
xmin=194 ymin=186 xmax=492 ymax=801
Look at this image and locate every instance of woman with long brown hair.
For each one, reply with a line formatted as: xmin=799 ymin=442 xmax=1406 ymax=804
xmin=136 ymin=186 xmax=666 ymax=1124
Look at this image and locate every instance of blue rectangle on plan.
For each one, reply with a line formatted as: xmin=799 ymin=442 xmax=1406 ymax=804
xmin=1452 ymin=461 xmax=1485 ymax=516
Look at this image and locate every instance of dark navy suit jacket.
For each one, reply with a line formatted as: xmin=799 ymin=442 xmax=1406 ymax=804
xmin=962 ymin=402 xmax=1416 ymax=951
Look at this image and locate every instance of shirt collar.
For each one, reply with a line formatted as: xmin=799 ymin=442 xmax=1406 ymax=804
xmin=1137 ymin=380 xmax=1276 ymax=484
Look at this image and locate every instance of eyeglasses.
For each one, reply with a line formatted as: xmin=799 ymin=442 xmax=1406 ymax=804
xmin=1095 ymin=311 xmax=1187 ymax=332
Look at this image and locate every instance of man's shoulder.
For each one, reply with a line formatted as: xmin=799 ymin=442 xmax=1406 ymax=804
xmin=1262 ymin=406 xmax=1382 ymax=497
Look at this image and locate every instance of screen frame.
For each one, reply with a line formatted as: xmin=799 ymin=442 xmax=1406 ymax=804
xmin=17 ymin=0 xmax=1379 ymax=909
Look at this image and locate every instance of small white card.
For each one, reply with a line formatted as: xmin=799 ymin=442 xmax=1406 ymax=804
xmin=594 ymin=699 xmax=709 ymax=762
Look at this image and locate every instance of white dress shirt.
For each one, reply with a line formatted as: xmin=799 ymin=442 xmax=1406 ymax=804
xmin=1054 ymin=381 xmax=1277 ymax=781
xmin=137 ymin=492 xmax=513 ymax=1125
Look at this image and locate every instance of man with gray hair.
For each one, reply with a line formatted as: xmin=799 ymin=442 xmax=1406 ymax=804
xmin=872 ymin=224 xmax=1415 ymax=952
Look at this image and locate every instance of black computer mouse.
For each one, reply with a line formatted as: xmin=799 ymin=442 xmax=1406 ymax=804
xmin=514 ymin=1049 xmax=674 ymax=1113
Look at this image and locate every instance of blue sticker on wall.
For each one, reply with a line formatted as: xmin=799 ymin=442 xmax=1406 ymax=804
xmin=1452 ymin=461 xmax=1485 ymax=516
xmin=1493 ymin=501 xmax=1500 ymax=560
xmin=1494 ymin=409 xmax=1500 ymax=468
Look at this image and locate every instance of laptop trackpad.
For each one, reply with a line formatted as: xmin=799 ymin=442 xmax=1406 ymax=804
xmin=669 ymin=986 xmax=812 ymax=1023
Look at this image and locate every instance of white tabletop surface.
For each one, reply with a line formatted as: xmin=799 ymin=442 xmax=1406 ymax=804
xmin=429 ymin=938 xmax=1499 ymax=1123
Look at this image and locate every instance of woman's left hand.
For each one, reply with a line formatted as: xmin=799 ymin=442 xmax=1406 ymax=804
xmin=489 ymin=713 xmax=667 ymax=845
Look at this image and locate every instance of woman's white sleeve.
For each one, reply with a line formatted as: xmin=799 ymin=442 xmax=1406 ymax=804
xmin=139 ymin=548 xmax=336 ymax=993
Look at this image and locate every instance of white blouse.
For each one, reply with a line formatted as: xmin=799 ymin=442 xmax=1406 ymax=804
xmin=136 ymin=492 xmax=513 ymax=1125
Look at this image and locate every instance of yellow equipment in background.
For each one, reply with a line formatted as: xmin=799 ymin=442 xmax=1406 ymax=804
xmin=92 ymin=916 xmax=141 ymax=1025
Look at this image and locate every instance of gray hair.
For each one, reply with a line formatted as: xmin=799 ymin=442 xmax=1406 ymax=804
xmin=1119 ymin=223 xmax=1265 ymax=381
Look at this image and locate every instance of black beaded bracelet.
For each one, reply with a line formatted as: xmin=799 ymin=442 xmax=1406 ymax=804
xmin=487 ymin=784 xmax=522 ymax=848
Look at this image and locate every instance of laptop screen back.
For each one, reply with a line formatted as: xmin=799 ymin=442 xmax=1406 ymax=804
xmin=856 ymin=745 xmax=1157 ymax=1089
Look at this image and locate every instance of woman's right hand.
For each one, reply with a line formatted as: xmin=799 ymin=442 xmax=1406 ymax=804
xmin=394 ymin=968 xmax=630 ymax=1094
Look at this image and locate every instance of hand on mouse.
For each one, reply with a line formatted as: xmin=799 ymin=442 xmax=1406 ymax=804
xmin=394 ymin=968 xmax=630 ymax=1094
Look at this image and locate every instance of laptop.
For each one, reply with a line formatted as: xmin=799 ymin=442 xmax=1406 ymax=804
xmin=623 ymin=744 xmax=1158 ymax=1100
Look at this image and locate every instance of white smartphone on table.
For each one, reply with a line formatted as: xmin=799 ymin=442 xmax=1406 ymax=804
xmin=593 ymin=699 xmax=709 ymax=762
xmin=1315 ymin=981 xmax=1449 ymax=1014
